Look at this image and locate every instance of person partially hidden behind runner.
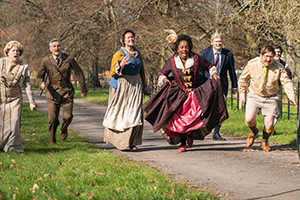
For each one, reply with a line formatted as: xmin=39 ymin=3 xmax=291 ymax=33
xmin=272 ymin=44 xmax=293 ymax=134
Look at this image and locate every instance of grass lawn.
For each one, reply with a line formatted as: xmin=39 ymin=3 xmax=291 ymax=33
xmin=0 ymin=103 xmax=217 ymax=200
xmin=74 ymin=87 xmax=109 ymax=105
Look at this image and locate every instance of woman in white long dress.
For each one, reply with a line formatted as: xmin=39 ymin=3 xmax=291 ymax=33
xmin=0 ymin=41 xmax=37 ymax=152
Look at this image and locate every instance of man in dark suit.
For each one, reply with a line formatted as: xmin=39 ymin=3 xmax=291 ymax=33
xmin=201 ymin=33 xmax=238 ymax=140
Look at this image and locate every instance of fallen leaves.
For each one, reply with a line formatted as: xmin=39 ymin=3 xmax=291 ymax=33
xmin=95 ymin=172 xmax=104 ymax=176
xmin=58 ymin=158 xmax=73 ymax=166
xmin=7 ymin=164 xmax=13 ymax=169
xmin=30 ymin=184 xmax=39 ymax=193
xmin=86 ymin=192 xmax=94 ymax=200
xmin=89 ymin=180 xmax=95 ymax=186
xmin=167 ymin=188 xmax=175 ymax=196
xmin=43 ymin=173 xmax=54 ymax=179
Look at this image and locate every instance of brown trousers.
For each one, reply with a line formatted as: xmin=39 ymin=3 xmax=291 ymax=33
xmin=46 ymin=85 xmax=74 ymax=143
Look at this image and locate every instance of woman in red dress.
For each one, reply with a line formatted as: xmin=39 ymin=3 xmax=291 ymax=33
xmin=143 ymin=34 xmax=228 ymax=152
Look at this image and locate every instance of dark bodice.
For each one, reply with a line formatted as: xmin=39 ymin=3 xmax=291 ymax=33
xmin=159 ymin=53 xmax=211 ymax=93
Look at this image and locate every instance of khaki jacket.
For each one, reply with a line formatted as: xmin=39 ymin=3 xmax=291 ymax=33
xmin=37 ymin=53 xmax=87 ymax=94
xmin=238 ymin=57 xmax=295 ymax=101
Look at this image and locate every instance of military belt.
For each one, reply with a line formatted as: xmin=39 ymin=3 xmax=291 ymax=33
xmin=51 ymin=82 xmax=69 ymax=87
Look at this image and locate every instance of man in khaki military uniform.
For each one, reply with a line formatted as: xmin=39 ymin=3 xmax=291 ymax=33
xmin=37 ymin=39 xmax=88 ymax=145
xmin=238 ymin=45 xmax=297 ymax=151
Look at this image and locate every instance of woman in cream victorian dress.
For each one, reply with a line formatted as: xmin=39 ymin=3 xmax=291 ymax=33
xmin=0 ymin=41 xmax=37 ymax=152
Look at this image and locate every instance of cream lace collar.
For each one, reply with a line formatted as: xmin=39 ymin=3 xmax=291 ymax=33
xmin=174 ymin=54 xmax=194 ymax=69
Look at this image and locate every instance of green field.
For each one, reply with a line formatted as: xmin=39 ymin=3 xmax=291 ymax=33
xmin=0 ymin=103 xmax=217 ymax=200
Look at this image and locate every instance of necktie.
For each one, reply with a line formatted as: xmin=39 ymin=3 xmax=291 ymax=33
xmin=56 ymin=57 xmax=60 ymax=65
xmin=259 ymin=64 xmax=268 ymax=93
xmin=215 ymin=53 xmax=219 ymax=69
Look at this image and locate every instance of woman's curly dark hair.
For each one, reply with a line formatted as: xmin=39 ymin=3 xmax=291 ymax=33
xmin=120 ymin=29 xmax=135 ymax=46
xmin=173 ymin=34 xmax=193 ymax=54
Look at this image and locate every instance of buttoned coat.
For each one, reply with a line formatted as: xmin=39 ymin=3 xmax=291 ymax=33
xmin=201 ymin=47 xmax=237 ymax=96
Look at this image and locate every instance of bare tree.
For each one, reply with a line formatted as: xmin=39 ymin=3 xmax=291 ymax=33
xmin=1 ymin=0 xmax=298 ymax=84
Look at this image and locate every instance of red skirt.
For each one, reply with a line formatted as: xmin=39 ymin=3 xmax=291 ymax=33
xmin=165 ymin=91 xmax=204 ymax=137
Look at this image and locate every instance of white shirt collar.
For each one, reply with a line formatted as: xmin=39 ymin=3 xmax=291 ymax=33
xmin=52 ymin=54 xmax=61 ymax=60
xmin=213 ymin=48 xmax=222 ymax=55
xmin=174 ymin=54 xmax=194 ymax=69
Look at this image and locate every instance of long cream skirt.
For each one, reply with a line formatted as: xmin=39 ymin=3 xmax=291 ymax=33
xmin=103 ymin=74 xmax=143 ymax=150
xmin=0 ymin=86 xmax=24 ymax=152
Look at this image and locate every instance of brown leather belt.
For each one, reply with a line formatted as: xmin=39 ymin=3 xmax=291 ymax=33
xmin=51 ymin=82 xmax=68 ymax=86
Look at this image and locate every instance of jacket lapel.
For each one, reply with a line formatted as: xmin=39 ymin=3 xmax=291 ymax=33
xmin=208 ymin=48 xmax=214 ymax=64
xmin=220 ymin=49 xmax=226 ymax=70
xmin=59 ymin=53 xmax=66 ymax=67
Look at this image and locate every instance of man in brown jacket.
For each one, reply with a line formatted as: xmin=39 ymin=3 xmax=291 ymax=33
xmin=238 ymin=45 xmax=297 ymax=151
xmin=37 ymin=39 xmax=88 ymax=145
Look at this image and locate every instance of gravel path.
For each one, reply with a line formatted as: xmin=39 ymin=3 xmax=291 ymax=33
xmin=24 ymin=91 xmax=300 ymax=200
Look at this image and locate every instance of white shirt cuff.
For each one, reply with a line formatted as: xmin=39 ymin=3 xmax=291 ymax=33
xmin=209 ymin=66 xmax=217 ymax=77
xmin=115 ymin=61 xmax=123 ymax=76
xmin=158 ymin=75 xmax=167 ymax=87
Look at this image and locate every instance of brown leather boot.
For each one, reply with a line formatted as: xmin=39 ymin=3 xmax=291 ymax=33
xmin=261 ymin=142 xmax=271 ymax=151
xmin=246 ymin=133 xmax=256 ymax=147
xmin=61 ymin=130 xmax=68 ymax=140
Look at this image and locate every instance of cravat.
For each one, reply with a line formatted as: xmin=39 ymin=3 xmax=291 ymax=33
xmin=259 ymin=62 xmax=268 ymax=93
xmin=215 ymin=53 xmax=219 ymax=69
xmin=56 ymin=57 xmax=60 ymax=65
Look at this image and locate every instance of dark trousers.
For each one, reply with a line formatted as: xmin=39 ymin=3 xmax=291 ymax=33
xmin=178 ymin=133 xmax=192 ymax=145
xmin=213 ymin=124 xmax=221 ymax=135
xmin=46 ymin=88 xmax=74 ymax=143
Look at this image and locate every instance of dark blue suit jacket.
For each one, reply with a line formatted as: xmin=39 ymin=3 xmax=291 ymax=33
xmin=201 ymin=47 xmax=238 ymax=96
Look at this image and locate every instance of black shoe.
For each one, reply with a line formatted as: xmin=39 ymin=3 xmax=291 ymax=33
xmin=273 ymin=130 xmax=277 ymax=135
xmin=213 ymin=133 xmax=226 ymax=141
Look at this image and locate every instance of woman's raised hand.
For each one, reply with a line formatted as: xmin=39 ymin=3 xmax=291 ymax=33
xmin=120 ymin=55 xmax=130 ymax=68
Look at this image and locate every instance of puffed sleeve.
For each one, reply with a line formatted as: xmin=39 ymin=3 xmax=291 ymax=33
xmin=110 ymin=50 xmax=124 ymax=78
xmin=139 ymin=64 xmax=148 ymax=88
xmin=158 ymin=58 xmax=173 ymax=87
xmin=22 ymin=65 xmax=36 ymax=105
xmin=36 ymin=57 xmax=48 ymax=87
